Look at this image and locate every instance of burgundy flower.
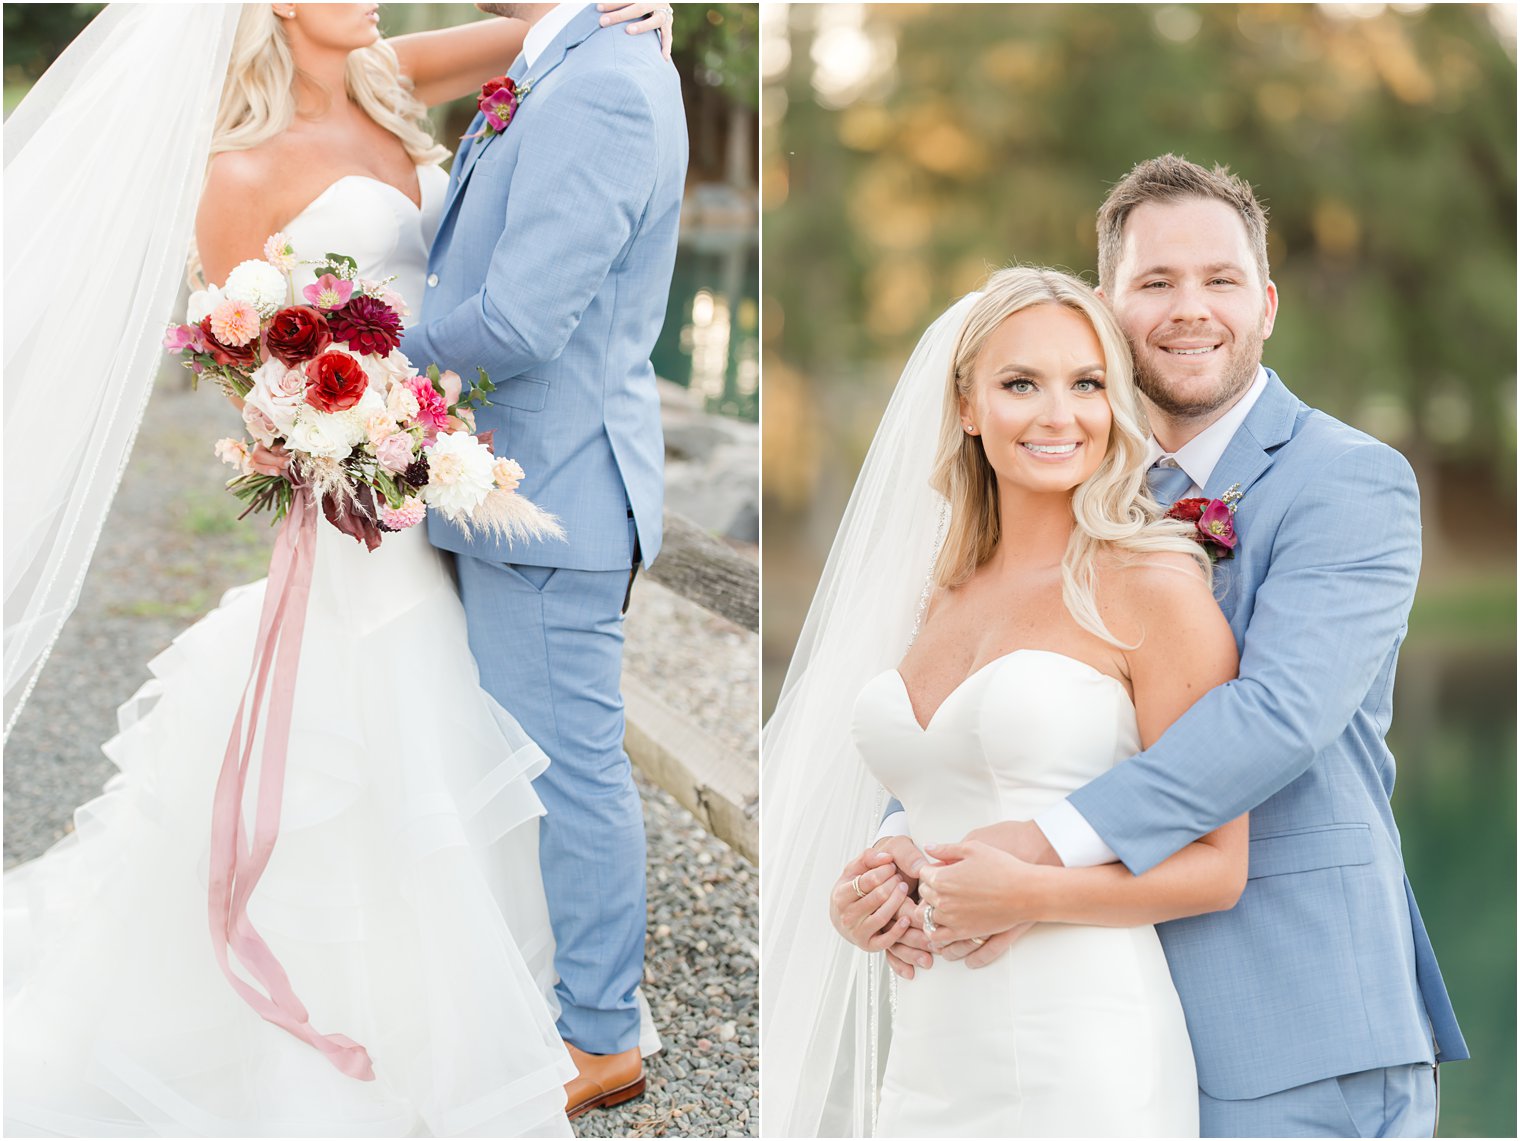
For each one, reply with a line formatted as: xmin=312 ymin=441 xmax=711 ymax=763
xmin=463 ymin=75 xmax=523 ymax=139
xmin=264 ymin=305 xmax=333 ymax=366
xmin=1197 ymin=500 xmax=1238 ymax=552
xmin=198 ymin=316 xmax=258 ymax=368
xmin=480 ymin=85 xmax=520 ymax=133
xmin=327 ymin=295 xmax=403 ymax=358
xmin=304 ymin=351 xmax=369 ymax=413
xmin=1167 ymin=496 xmax=1238 ymax=562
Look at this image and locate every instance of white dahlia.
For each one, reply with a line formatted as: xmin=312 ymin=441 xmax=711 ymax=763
xmin=224 ymin=259 xmax=288 ymax=317
xmin=421 ymin=431 xmax=497 ymax=520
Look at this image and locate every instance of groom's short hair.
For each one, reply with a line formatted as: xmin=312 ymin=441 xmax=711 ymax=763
xmin=1097 ymin=154 xmax=1270 ymax=291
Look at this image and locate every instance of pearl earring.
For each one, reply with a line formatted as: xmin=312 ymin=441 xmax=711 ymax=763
xmin=964 ymin=424 xmax=976 ymax=435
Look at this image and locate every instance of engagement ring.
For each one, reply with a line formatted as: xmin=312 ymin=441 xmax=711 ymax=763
xmin=922 ymin=904 xmax=936 ymax=935
xmin=851 ymin=875 xmax=866 ymax=899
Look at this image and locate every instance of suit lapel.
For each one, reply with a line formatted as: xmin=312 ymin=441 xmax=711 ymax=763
xmin=437 ymin=7 xmax=604 ymax=232
xmin=1204 ymin=368 xmax=1300 ymax=502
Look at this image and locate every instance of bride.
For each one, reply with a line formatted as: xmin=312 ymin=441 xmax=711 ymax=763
xmin=4 ymin=3 xmax=670 ymax=1136
xmin=761 ymin=268 xmax=1245 ymax=1137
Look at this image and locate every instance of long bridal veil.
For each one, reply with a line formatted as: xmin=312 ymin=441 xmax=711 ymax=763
xmin=4 ymin=5 xmax=239 ymax=734
xmin=760 ymin=293 xmax=979 ymax=1137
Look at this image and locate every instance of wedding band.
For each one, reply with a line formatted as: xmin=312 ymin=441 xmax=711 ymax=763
xmin=971 ymin=937 xmax=987 ymax=946
xmin=851 ymin=875 xmax=866 ymax=899
xmin=922 ymin=904 xmax=936 ymax=935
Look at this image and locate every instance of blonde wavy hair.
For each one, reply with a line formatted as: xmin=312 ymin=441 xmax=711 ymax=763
xmin=190 ymin=5 xmax=449 ymax=281
xmin=213 ymin=5 xmax=448 ymax=162
xmin=929 ymin=266 xmax=1210 ymax=648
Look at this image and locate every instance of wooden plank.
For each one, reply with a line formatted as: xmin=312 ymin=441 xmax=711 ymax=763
xmin=644 ymin=509 xmax=758 ymax=633
xmin=623 ymin=673 xmax=757 ymax=865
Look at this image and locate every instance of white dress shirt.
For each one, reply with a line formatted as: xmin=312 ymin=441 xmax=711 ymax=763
xmin=521 ymin=3 xmax=586 ymax=69
xmin=878 ymin=367 xmax=1272 ymax=867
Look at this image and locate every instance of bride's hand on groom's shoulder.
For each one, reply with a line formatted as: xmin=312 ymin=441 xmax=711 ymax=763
xmin=596 ymin=3 xmax=677 ymax=61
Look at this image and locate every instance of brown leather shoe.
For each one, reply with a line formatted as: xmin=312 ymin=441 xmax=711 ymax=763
xmin=563 ymin=1041 xmax=645 ymax=1119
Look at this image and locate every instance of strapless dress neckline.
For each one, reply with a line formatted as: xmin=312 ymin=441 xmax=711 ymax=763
xmin=293 ymin=173 xmax=426 ymax=222
xmin=893 ymin=648 xmax=1133 ymax=733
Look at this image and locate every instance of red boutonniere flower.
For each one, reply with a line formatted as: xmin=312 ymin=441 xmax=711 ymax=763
xmin=463 ymin=74 xmax=533 ymax=141
xmin=1166 ymin=483 xmax=1243 ymax=563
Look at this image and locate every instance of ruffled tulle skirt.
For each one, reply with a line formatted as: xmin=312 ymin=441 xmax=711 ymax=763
xmin=4 ymin=525 xmax=580 ymax=1136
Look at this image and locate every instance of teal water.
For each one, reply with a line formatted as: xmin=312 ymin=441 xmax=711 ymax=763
xmin=1387 ymin=642 xmax=1516 ymax=1138
xmin=654 ymin=230 xmax=758 ymax=422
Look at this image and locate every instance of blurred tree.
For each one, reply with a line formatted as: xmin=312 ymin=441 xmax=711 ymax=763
xmin=675 ymin=3 xmax=760 ymax=186
xmin=3 ymin=3 xmax=103 ymax=86
xmin=765 ymin=3 xmax=1516 ymax=529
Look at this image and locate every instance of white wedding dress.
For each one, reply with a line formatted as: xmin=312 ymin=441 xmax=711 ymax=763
xmin=4 ymin=167 xmax=593 ymax=1137
xmin=854 ymin=649 xmax=1199 ymax=1137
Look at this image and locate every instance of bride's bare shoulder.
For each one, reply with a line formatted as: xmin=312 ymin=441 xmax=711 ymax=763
xmin=1095 ymin=548 xmax=1214 ymax=629
xmin=197 ymin=145 xmax=293 ymax=282
xmin=201 ymin=135 xmax=307 ymax=204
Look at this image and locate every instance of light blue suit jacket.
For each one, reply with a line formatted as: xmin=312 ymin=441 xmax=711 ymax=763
xmin=1068 ymin=370 xmax=1468 ymax=1099
xmin=404 ymin=5 xmax=687 ymax=570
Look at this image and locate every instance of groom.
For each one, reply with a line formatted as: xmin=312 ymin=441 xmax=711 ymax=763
xmin=402 ymin=2 xmax=686 ymax=1118
xmin=866 ymin=155 xmax=1467 ymax=1136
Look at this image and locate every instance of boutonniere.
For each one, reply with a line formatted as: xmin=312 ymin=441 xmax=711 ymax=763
xmin=1166 ymin=483 xmax=1243 ymax=563
xmin=463 ymin=74 xmax=534 ymax=141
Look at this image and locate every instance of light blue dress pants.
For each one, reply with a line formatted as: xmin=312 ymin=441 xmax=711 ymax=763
xmin=454 ymin=550 xmax=645 ymax=1054
xmin=1200 ymin=1062 xmax=1437 ymax=1137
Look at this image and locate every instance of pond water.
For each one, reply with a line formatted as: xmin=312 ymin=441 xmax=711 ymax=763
xmin=1386 ymin=639 xmax=1516 ymax=1138
xmin=654 ymin=229 xmax=758 ymax=422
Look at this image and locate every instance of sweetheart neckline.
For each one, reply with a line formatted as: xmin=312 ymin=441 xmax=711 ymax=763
xmin=891 ymin=648 xmax=1134 ymax=733
xmin=284 ymin=172 xmax=431 ymax=231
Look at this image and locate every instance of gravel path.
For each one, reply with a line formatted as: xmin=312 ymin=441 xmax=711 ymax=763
xmin=4 ymin=371 xmax=758 ymax=1138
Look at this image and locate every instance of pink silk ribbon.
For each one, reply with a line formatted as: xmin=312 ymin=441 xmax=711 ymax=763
xmin=206 ymin=486 xmax=376 ymax=1082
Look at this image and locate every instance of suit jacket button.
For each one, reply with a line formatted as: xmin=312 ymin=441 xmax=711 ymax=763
xmin=426 ymin=273 xmax=439 ymax=287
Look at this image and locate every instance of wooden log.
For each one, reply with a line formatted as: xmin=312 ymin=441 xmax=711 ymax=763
xmin=644 ymin=508 xmax=757 ymax=633
xmin=623 ymin=674 xmax=757 ymax=865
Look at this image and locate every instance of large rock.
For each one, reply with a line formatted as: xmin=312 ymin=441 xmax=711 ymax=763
xmin=659 ymin=379 xmax=758 ymax=543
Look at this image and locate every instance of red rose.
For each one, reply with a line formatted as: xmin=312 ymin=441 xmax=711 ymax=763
xmin=1165 ymin=497 xmax=1208 ymax=524
xmin=265 ymin=305 xmax=332 ymax=366
xmin=198 ymin=316 xmax=258 ymax=368
xmin=479 ymin=75 xmax=512 ymax=103
xmin=305 ymin=351 xmax=369 ymax=413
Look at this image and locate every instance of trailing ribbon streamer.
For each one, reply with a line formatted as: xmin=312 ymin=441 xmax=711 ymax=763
xmin=206 ymin=486 xmax=375 ymax=1081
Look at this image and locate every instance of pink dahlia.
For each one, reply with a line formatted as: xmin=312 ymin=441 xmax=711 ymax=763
xmin=208 ymin=299 xmax=260 ymax=347
xmin=378 ymin=496 xmax=427 ymax=531
xmin=328 ymin=295 xmax=403 ymax=357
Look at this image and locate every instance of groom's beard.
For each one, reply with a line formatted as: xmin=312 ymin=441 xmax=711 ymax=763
xmin=476 ymin=3 xmax=536 ymax=18
xmin=1131 ymin=318 xmax=1266 ymax=424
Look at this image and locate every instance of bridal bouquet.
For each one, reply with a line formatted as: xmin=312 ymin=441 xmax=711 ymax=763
xmin=164 ymin=235 xmax=561 ymax=551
